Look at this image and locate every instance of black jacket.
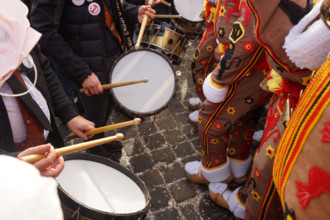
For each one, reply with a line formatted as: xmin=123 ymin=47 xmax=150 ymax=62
xmin=0 ymin=45 xmax=78 ymax=154
xmin=30 ymin=0 xmax=139 ymax=85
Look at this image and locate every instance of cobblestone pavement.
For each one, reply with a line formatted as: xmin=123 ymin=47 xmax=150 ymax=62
xmin=59 ymin=37 xmax=265 ymax=220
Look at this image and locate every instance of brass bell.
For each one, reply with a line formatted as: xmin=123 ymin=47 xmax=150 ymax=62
xmin=281 ymin=94 xmax=291 ymax=122
xmin=259 ymin=77 xmax=270 ymax=92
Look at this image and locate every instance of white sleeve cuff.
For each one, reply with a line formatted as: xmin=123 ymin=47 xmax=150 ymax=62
xmin=203 ymin=74 xmax=228 ymax=103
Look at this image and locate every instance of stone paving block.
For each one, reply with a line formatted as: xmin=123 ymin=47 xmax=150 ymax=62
xmin=130 ymin=153 xmax=154 ymax=173
xmin=116 ymin=126 xmax=138 ymax=139
xmin=175 ymin=113 xmax=190 ymax=128
xmin=149 ymin=187 xmax=171 ymax=211
xmin=170 ymin=179 xmax=196 ymax=203
xmin=182 ymin=125 xmax=199 ymax=139
xmin=144 ymin=133 xmax=166 ymax=150
xmin=167 ymin=99 xmax=187 ymax=115
xmin=123 ymin=138 xmax=145 ymax=156
xmin=152 ymin=208 xmax=181 ymax=220
xmin=163 ymin=129 xmax=186 ymax=145
xmin=138 ymin=120 xmax=158 ymax=136
xmin=151 ymin=147 xmax=176 ymax=164
xmin=199 ymin=196 xmax=235 ymax=220
xmin=173 ymin=142 xmax=195 ymax=158
xmin=181 ymin=204 xmax=200 ymax=220
xmin=139 ymin=169 xmax=164 ymax=190
xmin=182 ymin=155 xmax=201 ymax=165
xmin=191 ymin=138 xmax=202 ymax=152
xmin=155 ymin=116 xmax=177 ymax=131
xmin=162 ymin=162 xmax=186 ymax=183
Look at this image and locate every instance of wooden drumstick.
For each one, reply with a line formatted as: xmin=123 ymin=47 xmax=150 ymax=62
xmin=155 ymin=14 xmax=181 ymax=19
xmin=79 ymin=78 xmax=148 ymax=93
xmin=160 ymin=0 xmax=171 ymax=7
xmin=22 ymin=133 xmax=124 ymax=164
xmin=135 ymin=0 xmax=154 ymax=50
xmin=67 ymin=118 xmax=142 ymax=139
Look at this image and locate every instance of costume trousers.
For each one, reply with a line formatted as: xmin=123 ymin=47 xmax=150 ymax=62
xmin=198 ymin=69 xmax=271 ymax=168
xmin=191 ymin=23 xmax=220 ymax=101
xmin=240 ymin=95 xmax=285 ymax=220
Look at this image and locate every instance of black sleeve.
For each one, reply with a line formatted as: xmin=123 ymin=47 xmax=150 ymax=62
xmin=34 ymin=45 xmax=79 ymax=124
xmin=123 ymin=0 xmax=140 ymax=28
xmin=125 ymin=0 xmax=145 ymax=5
xmin=30 ymin=0 xmax=93 ymax=85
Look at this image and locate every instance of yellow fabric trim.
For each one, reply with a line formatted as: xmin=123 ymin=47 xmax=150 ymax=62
xmin=236 ymin=192 xmax=246 ymax=207
xmin=210 ymin=76 xmax=226 ymax=89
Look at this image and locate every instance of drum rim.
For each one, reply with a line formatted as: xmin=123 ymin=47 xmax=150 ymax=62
xmin=109 ymin=48 xmax=177 ymax=118
xmin=57 ymin=153 xmax=151 ymax=218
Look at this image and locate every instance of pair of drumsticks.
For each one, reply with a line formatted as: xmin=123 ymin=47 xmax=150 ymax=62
xmin=22 ymin=118 xmax=142 ymax=164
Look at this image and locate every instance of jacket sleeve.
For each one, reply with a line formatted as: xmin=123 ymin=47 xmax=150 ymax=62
xmin=124 ymin=0 xmax=145 ymax=5
xmin=123 ymin=1 xmax=140 ymax=28
xmin=30 ymin=0 xmax=93 ymax=85
xmin=34 ymin=45 xmax=79 ymax=124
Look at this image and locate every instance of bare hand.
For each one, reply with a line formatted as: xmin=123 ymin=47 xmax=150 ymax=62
xmin=138 ymin=5 xmax=156 ymax=25
xmin=81 ymin=73 xmax=103 ymax=96
xmin=144 ymin=0 xmax=161 ymax=7
xmin=66 ymin=115 xmax=95 ymax=140
xmin=18 ymin=144 xmax=65 ymax=177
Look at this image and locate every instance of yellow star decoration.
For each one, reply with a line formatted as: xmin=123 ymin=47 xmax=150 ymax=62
xmin=198 ymin=116 xmax=202 ymax=123
xmin=211 ymin=139 xmax=219 ymax=144
xmin=197 ymin=78 xmax=204 ymax=85
xmin=266 ymin=145 xmax=276 ymax=159
xmin=251 ymin=189 xmax=261 ymax=202
xmin=206 ymin=45 xmax=213 ymax=52
xmin=213 ymin=63 xmax=218 ymax=68
xmin=227 ymin=107 xmax=236 ymax=115
xmin=219 ymin=5 xmax=226 ymax=16
xmin=228 ymin=147 xmax=236 ymax=155
xmin=301 ymin=75 xmax=312 ymax=86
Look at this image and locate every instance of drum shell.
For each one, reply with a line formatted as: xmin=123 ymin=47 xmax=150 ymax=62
xmin=109 ymin=49 xmax=176 ymax=118
xmin=57 ymin=153 xmax=151 ymax=220
xmin=141 ymin=21 xmax=189 ymax=65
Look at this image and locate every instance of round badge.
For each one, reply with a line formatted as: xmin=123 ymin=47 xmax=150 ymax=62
xmin=72 ymin=0 xmax=85 ymax=6
xmin=22 ymin=54 xmax=34 ymax=69
xmin=88 ymin=2 xmax=101 ymax=16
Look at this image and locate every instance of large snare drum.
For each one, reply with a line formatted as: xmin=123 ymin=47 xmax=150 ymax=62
xmin=56 ymin=153 xmax=151 ymax=220
xmin=141 ymin=21 xmax=189 ymax=65
xmin=109 ymin=49 xmax=176 ymax=117
xmin=170 ymin=0 xmax=205 ymax=38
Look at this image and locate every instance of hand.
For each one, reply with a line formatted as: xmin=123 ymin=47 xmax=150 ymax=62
xmin=66 ymin=115 xmax=95 ymax=141
xmin=144 ymin=0 xmax=161 ymax=7
xmin=81 ymin=73 xmax=103 ymax=96
xmin=138 ymin=5 xmax=156 ymax=25
xmin=18 ymin=144 xmax=65 ymax=177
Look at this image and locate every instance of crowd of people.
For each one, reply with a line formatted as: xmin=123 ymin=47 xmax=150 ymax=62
xmin=0 ymin=0 xmax=329 ymax=219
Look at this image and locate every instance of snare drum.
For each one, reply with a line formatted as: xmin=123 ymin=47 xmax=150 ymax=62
xmin=109 ymin=49 xmax=176 ymax=117
xmin=170 ymin=0 xmax=205 ymax=38
xmin=141 ymin=21 xmax=189 ymax=65
xmin=56 ymin=153 xmax=151 ymax=220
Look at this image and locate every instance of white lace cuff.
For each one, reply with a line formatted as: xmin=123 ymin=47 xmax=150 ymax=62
xmin=203 ymin=74 xmax=228 ymax=103
xmin=201 ymin=158 xmax=231 ymax=183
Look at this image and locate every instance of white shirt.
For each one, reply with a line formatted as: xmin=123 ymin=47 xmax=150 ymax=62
xmin=0 ymin=72 xmax=50 ymax=143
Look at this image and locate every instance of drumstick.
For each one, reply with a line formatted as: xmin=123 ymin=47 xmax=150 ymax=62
xmin=22 ymin=133 xmax=124 ymax=164
xmin=155 ymin=14 xmax=181 ymax=19
xmin=67 ymin=118 xmax=142 ymax=139
xmin=79 ymin=78 xmax=148 ymax=93
xmin=160 ymin=0 xmax=171 ymax=7
xmin=135 ymin=0 xmax=154 ymax=49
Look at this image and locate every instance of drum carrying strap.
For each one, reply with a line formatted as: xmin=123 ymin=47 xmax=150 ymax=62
xmin=109 ymin=0 xmax=134 ymax=51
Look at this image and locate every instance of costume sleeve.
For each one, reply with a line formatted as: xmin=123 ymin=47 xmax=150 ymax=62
xmin=33 ymin=45 xmax=79 ymax=124
xmin=30 ymin=0 xmax=93 ymax=85
xmin=203 ymin=0 xmax=265 ymax=103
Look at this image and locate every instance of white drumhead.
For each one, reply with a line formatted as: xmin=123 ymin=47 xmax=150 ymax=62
xmin=56 ymin=160 xmax=146 ymax=214
xmin=110 ymin=50 xmax=175 ymax=116
xmin=173 ymin=0 xmax=204 ymax=22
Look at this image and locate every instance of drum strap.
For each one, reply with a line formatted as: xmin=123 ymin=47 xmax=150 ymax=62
xmin=8 ymin=70 xmax=45 ymax=151
xmin=109 ymin=0 xmax=134 ymax=51
xmin=103 ymin=1 xmax=122 ymax=44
